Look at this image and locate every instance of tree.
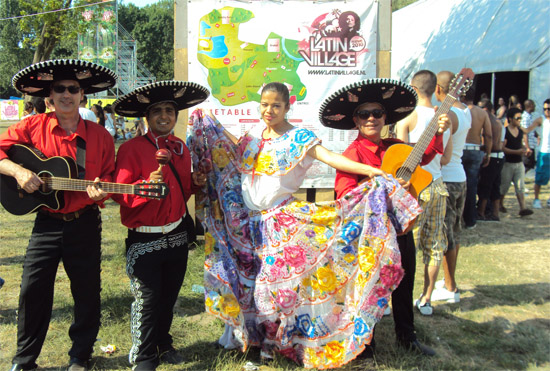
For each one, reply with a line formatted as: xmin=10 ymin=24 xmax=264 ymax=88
xmin=17 ymin=0 xmax=87 ymax=63
xmin=392 ymin=0 xmax=418 ymax=11
xmin=118 ymin=0 xmax=174 ymax=81
xmin=134 ymin=0 xmax=174 ymax=80
xmin=0 ymin=0 xmax=34 ymax=97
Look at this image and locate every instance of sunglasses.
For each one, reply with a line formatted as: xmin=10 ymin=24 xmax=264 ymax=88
xmin=513 ymin=116 xmax=522 ymax=120
xmin=544 ymin=107 xmax=550 ymax=111
xmin=52 ymin=85 xmax=81 ymax=94
xmin=355 ymin=109 xmax=386 ymax=120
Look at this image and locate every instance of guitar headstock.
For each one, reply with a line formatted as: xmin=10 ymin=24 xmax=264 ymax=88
xmin=449 ymin=68 xmax=475 ymax=99
xmin=134 ymin=182 xmax=170 ymax=199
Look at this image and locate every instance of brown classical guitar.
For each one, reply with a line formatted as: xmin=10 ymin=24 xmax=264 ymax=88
xmin=381 ymin=68 xmax=475 ymax=199
xmin=0 ymin=144 xmax=169 ymax=215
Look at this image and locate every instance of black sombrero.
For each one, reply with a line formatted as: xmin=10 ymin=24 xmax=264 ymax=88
xmin=319 ymin=78 xmax=417 ymax=130
xmin=113 ymin=81 xmax=210 ymax=117
xmin=12 ymin=59 xmax=117 ymax=97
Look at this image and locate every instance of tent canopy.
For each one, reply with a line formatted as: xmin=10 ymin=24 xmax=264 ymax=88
xmin=391 ymin=0 xmax=550 ymax=108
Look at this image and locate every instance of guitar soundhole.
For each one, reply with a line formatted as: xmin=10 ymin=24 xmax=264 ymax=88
xmin=37 ymin=172 xmax=53 ymax=194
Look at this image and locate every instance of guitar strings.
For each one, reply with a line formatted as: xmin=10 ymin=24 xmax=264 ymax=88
xmin=396 ymin=96 xmax=455 ymax=180
xmin=39 ymin=177 xmax=164 ymax=196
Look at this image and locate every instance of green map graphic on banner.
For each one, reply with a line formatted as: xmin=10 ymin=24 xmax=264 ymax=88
xmin=197 ymin=7 xmax=306 ymax=106
xmin=78 ymin=2 xmax=117 ymax=71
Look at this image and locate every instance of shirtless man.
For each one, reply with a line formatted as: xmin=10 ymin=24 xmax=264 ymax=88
xmin=477 ymin=99 xmax=504 ymax=221
xmin=460 ymin=88 xmax=492 ymax=229
xmin=521 ymin=99 xmax=538 ymax=172
xmin=395 ymin=70 xmax=452 ymax=315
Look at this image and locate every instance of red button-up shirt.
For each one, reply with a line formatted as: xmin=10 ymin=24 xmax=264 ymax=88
xmin=0 ymin=112 xmax=115 ymax=213
xmin=112 ymin=132 xmax=196 ymax=229
xmin=335 ymin=134 xmax=443 ymax=199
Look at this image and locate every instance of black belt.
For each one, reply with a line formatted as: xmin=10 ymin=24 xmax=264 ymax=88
xmin=40 ymin=204 xmax=97 ymax=221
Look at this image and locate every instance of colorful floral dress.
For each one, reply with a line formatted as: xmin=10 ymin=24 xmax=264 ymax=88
xmin=187 ymin=110 xmax=421 ymax=369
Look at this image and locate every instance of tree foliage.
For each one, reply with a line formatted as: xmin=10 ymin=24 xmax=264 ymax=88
xmin=392 ymin=0 xmax=418 ymax=11
xmin=118 ymin=0 xmax=174 ymax=80
xmin=18 ymin=0 xmax=89 ymax=63
xmin=0 ymin=0 xmax=34 ymax=97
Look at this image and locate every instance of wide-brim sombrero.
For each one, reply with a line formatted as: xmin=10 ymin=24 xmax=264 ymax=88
xmin=12 ymin=59 xmax=117 ymax=97
xmin=319 ymin=78 xmax=417 ymax=130
xmin=113 ymin=81 xmax=210 ymax=117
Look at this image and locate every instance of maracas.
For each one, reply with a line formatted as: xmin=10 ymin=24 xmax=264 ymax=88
xmin=155 ymin=148 xmax=172 ymax=172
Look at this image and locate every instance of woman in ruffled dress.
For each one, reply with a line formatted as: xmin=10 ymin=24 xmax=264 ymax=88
xmin=187 ymin=82 xmax=422 ymax=368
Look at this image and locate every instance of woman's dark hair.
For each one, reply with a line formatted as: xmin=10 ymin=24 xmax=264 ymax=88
xmin=339 ymin=11 xmax=361 ymax=32
xmin=24 ymin=101 xmax=34 ymax=114
xmin=506 ymin=107 xmax=522 ymax=121
xmin=261 ymin=82 xmax=290 ymax=107
xmin=93 ymin=104 xmax=105 ymax=127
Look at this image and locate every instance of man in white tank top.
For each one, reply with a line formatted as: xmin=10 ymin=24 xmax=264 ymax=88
xmin=395 ymin=70 xmax=451 ymax=316
xmin=430 ymin=71 xmax=472 ymax=305
xmin=523 ymin=98 xmax=550 ymax=208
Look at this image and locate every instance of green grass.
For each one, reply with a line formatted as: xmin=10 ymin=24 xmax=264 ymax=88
xmin=1 ymin=179 xmax=549 ymax=370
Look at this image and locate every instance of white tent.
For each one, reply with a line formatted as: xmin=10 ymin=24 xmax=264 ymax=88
xmin=391 ymin=0 xmax=550 ymax=109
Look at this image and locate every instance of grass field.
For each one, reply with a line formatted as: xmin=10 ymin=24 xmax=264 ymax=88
xmin=0 ymin=136 xmax=549 ymax=369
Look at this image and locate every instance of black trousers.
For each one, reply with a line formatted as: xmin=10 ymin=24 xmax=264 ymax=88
xmin=392 ymin=232 xmax=417 ymax=343
xmin=12 ymin=207 xmax=102 ymax=368
xmin=126 ymin=223 xmax=189 ymax=369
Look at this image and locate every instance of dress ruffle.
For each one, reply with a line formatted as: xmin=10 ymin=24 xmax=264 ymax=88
xmin=187 ymin=109 xmax=422 ymax=369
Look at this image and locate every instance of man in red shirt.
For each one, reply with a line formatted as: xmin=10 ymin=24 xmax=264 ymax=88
xmin=0 ymin=60 xmax=117 ymax=371
xmin=323 ymin=78 xmax=448 ymax=357
xmin=111 ymin=81 xmax=209 ymax=371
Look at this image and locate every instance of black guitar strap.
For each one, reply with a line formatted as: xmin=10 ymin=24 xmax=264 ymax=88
xmin=76 ymin=121 xmax=86 ymax=179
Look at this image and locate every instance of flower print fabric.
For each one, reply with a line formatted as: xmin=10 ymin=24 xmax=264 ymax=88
xmin=187 ymin=109 xmax=421 ymax=369
xmin=237 ymin=123 xmax=321 ymax=211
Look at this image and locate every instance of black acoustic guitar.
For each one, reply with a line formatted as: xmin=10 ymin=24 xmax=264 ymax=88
xmin=0 ymin=144 xmax=169 ymax=215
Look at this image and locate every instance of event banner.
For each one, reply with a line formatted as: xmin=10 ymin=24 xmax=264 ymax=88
xmin=0 ymin=100 xmax=20 ymax=120
xmin=188 ymin=0 xmax=378 ymax=187
xmin=77 ymin=0 xmax=117 ymax=71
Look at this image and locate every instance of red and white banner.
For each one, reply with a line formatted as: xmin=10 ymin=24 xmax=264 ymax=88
xmin=188 ymin=0 xmax=378 ymax=187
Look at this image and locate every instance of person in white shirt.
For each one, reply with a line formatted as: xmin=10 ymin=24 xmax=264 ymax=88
xmin=523 ymin=98 xmax=550 ymax=208
xmin=78 ymin=95 xmax=97 ymax=122
xmin=431 ymin=70 xmax=472 ymax=305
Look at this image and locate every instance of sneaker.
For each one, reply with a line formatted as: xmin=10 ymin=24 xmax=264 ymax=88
xmin=465 ymin=223 xmax=476 ymax=230
xmin=533 ymin=199 xmax=542 ymax=209
xmin=435 ymin=279 xmax=445 ymax=289
xmin=499 ymin=205 xmax=507 ymax=213
xmin=0 ymin=277 xmax=4 ymax=290
xmin=519 ymin=208 xmax=534 ymax=216
xmin=414 ymin=298 xmax=433 ymax=316
xmin=431 ymin=286 xmax=460 ymax=303
xmin=485 ymin=214 xmax=500 ymax=222
xmin=477 ymin=213 xmax=486 ymax=221
xmin=383 ymin=306 xmax=391 ymax=316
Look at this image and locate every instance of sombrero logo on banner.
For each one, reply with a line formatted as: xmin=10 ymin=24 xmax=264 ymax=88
xmin=299 ymin=9 xmax=367 ymax=68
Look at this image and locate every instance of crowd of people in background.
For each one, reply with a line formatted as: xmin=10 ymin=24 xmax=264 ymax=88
xmin=18 ymin=95 xmax=147 ymax=142
xmin=1 ymin=58 xmax=549 ymax=371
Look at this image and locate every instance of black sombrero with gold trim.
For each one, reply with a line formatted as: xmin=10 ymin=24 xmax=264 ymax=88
xmin=319 ymin=78 xmax=417 ymax=130
xmin=113 ymin=81 xmax=210 ymax=117
xmin=12 ymin=59 xmax=117 ymax=97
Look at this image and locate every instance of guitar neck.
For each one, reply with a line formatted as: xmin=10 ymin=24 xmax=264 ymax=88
xmin=397 ymin=95 xmax=456 ymax=180
xmin=43 ymin=177 xmax=136 ymax=195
